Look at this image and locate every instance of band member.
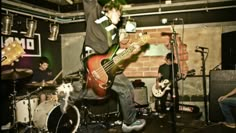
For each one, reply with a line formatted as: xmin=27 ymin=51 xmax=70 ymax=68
xmin=155 ymin=52 xmax=183 ymax=118
xmin=75 ymin=0 xmax=146 ymax=132
xmin=218 ymin=88 xmax=236 ymax=128
xmin=31 ymin=56 xmax=56 ymax=103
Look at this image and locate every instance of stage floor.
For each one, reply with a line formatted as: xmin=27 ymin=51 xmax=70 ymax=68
xmin=1 ymin=108 xmax=235 ymax=133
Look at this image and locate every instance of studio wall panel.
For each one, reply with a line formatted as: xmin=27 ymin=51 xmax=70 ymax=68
xmin=61 ymin=32 xmax=85 ymax=76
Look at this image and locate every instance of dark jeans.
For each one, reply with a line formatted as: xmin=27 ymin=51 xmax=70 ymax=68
xmin=69 ymin=73 xmax=137 ymax=125
xmin=155 ymin=87 xmax=179 ymax=113
xmin=219 ymin=97 xmax=236 ymax=124
xmin=111 ymin=74 xmax=137 ymax=125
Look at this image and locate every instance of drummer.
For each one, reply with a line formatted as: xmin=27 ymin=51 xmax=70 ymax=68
xmin=30 ymin=56 xmax=57 ymax=103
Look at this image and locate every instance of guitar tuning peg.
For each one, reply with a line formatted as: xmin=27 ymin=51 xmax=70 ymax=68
xmin=6 ymin=47 xmax=11 ymax=51
xmin=15 ymin=59 xmax=19 ymax=62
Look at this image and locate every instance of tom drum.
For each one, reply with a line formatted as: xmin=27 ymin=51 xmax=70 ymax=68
xmin=16 ymin=96 xmax=39 ymax=123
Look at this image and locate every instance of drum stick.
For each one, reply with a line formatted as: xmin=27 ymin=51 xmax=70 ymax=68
xmin=52 ymin=70 xmax=63 ymax=82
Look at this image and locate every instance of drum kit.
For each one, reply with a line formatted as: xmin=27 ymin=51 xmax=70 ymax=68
xmin=1 ymin=68 xmax=80 ymax=133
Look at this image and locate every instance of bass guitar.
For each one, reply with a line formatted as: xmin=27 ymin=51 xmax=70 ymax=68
xmin=85 ymin=33 xmax=150 ymax=97
xmin=152 ymin=69 xmax=195 ymax=98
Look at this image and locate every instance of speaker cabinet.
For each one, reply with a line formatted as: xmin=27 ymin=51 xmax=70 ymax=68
xmin=134 ymin=87 xmax=148 ymax=106
xmin=209 ymin=70 xmax=236 ymax=122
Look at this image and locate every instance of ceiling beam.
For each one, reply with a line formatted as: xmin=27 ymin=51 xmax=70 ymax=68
xmin=1 ymin=0 xmax=236 ymax=24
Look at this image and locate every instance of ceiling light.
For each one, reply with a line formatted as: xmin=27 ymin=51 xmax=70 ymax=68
xmin=48 ymin=23 xmax=59 ymax=41
xmin=125 ymin=18 xmax=136 ymax=33
xmin=25 ymin=18 xmax=37 ymax=38
xmin=65 ymin=0 xmax=73 ymax=5
xmin=1 ymin=14 xmax=13 ymax=35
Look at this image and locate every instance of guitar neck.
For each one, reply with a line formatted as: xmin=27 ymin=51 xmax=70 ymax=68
xmin=113 ymin=44 xmax=136 ymax=64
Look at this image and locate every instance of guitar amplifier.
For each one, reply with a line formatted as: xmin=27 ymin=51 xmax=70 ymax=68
xmin=209 ymin=70 xmax=236 ymax=122
xmin=134 ymin=87 xmax=148 ymax=106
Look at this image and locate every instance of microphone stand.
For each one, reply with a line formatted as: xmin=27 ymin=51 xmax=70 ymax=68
xmin=199 ymin=49 xmax=209 ymax=125
xmin=169 ymin=24 xmax=177 ymax=133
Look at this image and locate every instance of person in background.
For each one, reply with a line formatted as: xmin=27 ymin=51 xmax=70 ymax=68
xmin=218 ymin=88 xmax=236 ymax=128
xmin=71 ymin=0 xmax=146 ymax=132
xmin=155 ymin=52 xmax=184 ymax=119
xmin=31 ymin=56 xmax=56 ymax=103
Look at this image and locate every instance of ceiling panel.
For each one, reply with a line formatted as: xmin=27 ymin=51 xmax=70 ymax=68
xmin=1 ymin=0 xmax=236 ymax=24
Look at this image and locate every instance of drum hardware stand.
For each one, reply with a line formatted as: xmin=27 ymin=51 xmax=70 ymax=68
xmin=10 ymin=79 xmax=19 ymax=133
xmin=22 ymin=86 xmax=43 ymax=133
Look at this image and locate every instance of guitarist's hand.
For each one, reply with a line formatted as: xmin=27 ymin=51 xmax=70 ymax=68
xmin=131 ymin=44 xmax=141 ymax=55
xmin=155 ymin=81 xmax=160 ymax=90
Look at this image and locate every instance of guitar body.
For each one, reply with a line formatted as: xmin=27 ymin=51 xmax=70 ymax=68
xmin=152 ymin=69 xmax=196 ymax=98
xmin=152 ymin=79 xmax=171 ymax=98
xmin=85 ymin=45 xmax=119 ymax=97
xmin=84 ymin=33 xmax=150 ymax=97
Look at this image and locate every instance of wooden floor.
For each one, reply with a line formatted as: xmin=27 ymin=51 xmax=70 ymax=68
xmin=1 ymin=111 xmax=235 ymax=133
xmin=76 ymin=111 xmax=235 ymax=133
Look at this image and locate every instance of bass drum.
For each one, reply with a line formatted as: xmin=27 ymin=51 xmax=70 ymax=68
xmin=33 ymin=101 xmax=80 ymax=133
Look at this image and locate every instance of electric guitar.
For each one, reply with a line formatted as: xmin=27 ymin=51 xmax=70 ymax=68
xmin=1 ymin=41 xmax=25 ymax=66
xmin=85 ymin=33 xmax=150 ymax=97
xmin=152 ymin=69 xmax=195 ymax=98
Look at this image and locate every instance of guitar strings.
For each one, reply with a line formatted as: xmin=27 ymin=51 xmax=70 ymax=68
xmin=92 ymin=37 xmax=146 ymax=80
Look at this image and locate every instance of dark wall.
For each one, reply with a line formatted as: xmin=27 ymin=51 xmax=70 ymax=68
xmin=2 ymin=15 xmax=63 ymax=82
xmin=60 ymin=22 xmax=86 ymax=34
xmin=133 ymin=8 xmax=236 ymax=27
xmin=222 ymin=31 xmax=236 ymax=70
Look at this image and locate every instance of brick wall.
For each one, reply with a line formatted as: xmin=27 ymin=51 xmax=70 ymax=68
xmin=120 ymin=27 xmax=189 ymax=77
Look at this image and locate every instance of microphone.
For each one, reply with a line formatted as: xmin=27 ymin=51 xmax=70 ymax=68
xmin=196 ymin=46 xmax=208 ymax=49
xmin=195 ymin=49 xmax=207 ymax=53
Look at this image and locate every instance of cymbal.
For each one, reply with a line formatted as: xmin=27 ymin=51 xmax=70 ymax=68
xmin=63 ymin=75 xmax=82 ymax=80
xmin=1 ymin=68 xmax=33 ymax=80
xmin=26 ymin=82 xmax=58 ymax=88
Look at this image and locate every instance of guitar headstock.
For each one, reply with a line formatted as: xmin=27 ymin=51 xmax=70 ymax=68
xmin=1 ymin=41 xmax=25 ymax=66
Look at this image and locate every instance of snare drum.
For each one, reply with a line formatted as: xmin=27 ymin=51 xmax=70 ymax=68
xmin=16 ymin=96 xmax=39 ymax=123
xmin=33 ymin=101 xmax=80 ymax=133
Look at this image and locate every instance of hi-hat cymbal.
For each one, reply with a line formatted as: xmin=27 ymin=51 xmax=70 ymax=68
xmin=26 ymin=82 xmax=58 ymax=88
xmin=1 ymin=68 xmax=33 ymax=80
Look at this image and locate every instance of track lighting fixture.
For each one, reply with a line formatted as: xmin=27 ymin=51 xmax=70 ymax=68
xmin=1 ymin=13 xmax=13 ymax=35
xmin=25 ymin=17 xmax=37 ymax=38
xmin=48 ymin=23 xmax=59 ymax=41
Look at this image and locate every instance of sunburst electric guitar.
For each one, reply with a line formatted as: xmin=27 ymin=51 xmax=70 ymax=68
xmin=85 ymin=33 xmax=150 ymax=97
xmin=152 ymin=69 xmax=196 ymax=98
xmin=1 ymin=41 xmax=25 ymax=66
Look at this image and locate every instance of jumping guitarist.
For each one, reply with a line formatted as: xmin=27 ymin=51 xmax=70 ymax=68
xmin=154 ymin=52 xmax=187 ymax=119
xmin=75 ymin=0 xmax=147 ymax=132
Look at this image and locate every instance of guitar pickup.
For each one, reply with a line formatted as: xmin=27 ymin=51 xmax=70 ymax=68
xmin=92 ymin=71 xmax=100 ymax=80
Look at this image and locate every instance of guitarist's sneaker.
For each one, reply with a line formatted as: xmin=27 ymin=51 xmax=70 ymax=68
xmin=221 ymin=122 xmax=236 ymax=128
xmin=176 ymin=113 xmax=181 ymax=119
xmin=159 ymin=113 xmax=166 ymax=119
xmin=121 ymin=119 xmax=146 ymax=133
